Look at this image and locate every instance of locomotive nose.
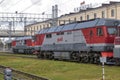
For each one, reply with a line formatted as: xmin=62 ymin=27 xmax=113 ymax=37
xmin=114 ymin=37 xmax=120 ymax=45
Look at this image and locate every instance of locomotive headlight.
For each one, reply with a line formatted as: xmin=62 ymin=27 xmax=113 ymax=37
xmin=106 ymin=46 xmax=113 ymax=51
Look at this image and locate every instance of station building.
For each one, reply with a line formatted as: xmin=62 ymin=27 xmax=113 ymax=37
xmin=25 ymin=1 xmax=120 ymax=36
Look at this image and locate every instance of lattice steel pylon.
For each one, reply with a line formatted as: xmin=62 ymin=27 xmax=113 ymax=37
xmin=0 ymin=12 xmax=52 ymax=38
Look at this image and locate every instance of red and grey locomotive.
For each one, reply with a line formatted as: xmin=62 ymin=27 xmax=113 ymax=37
xmin=12 ymin=18 xmax=120 ymax=64
xmin=12 ymin=36 xmax=34 ymax=54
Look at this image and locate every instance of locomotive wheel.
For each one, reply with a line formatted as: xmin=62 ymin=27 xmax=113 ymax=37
xmin=96 ymin=56 xmax=100 ymax=64
xmin=43 ymin=52 xmax=47 ymax=59
xmin=84 ymin=56 xmax=89 ymax=63
xmin=115 ymin=58 xmax=120 ymax=66
xmin=80 ymin=56 xmax=89 ymax=63
xmin=37 ymin=53 xmax=41 ymax=58
xmin=70 ymin=52 xmax=79 ymax=61
xmin=48 ymin=53 xmax=54 ymax=60
xmin=94 ymin=57 xmax=98 ymax=64
xmin=45 ymin=53 xmax=49 ymax=59
xmin=94 ymin=54 xmax=101 ymax=64
xmin=77 ymin=56 xmax=82 ymax=62
xmin=80 ymin=56 xmax=84 ymax=63
xmin=89 ymin=57 xmax=94 ymax=63
xmin=37 ymin=52 xmax=44 ymax=59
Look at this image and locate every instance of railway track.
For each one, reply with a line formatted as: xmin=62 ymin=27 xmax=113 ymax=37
xmin=0 ymin=65 xmax=49 ymax=80
xmin=0 ymin=52 xmax=118 ymax=66
xmin=0 ymin=52 xmax=37 ymax=59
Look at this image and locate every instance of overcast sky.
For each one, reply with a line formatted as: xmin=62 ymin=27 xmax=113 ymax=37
xmin=0 ymin=0 xmax=120 ymax=16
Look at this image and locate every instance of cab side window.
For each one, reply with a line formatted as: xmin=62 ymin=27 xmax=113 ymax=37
xmin=32 ymin=36 xmax=36 ymax=41
xmin=46 ymin=34 xmax=52 ymax=38
xmin=97 ymin=28 xmax=103 ymax=36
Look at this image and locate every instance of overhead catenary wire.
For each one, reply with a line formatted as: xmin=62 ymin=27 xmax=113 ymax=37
xmin=5 ymin=0 xmax=23 ymax=10
xmin=0 ymin=0 xmax=4 ymax=5
xmin=20 ymin=0 xmax=41 ymax=13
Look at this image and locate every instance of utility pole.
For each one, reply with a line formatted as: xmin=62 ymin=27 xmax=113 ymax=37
xmin=24 ymin=17 xmax=27 ymax=36
xmin=8 ymin=22 xmax=12 ymax=41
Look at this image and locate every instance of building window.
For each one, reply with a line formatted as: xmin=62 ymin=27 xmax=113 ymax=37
xmin=111 ymin=9 xmax=114 ymax=17
xmin=69 ymin=18 xmax=71 ymax=23
xmin=40 ymin=25 xmax=42 ymax=29
xmin=94 ymin=13 xmax=97 ymax=19
xmin=34 ymin=26 xmax=35 ymax=31
xmin=34 ymin=27 xmax=36 ymax=35
xmin=87 ymin=15 xmax=89 ymax=20
xmin=59 ymin=20 xmax=61 ymax=25
xmin=30 ymin=28 xmax=32 ymax=35
xmin=80 ymin=16 xmax=83 ymax=21
xmin=74 ymin=17 xmax=76 ymax=21
xmin=64 ymin=20 xmax=66 ymax=24
xmin=37 ymin=26 xmax=38 ymax=30
xmin=47 ymin=24 xmax=49 ymax=27
xmin=102 ymin=11 xmax=105 ymax=18
xmin=43 ymin=25 xmax=45 ymax=28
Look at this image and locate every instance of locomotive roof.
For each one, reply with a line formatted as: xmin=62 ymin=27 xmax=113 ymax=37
xmin=14 ymin=36 xmax=32 ymax=40
xmin=36 ymin=18 xmax=120 ymax=34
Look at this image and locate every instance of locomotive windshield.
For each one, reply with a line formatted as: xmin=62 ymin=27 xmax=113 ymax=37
xmin=108 ymin=27 xmax=117 ymax=35
xmin=32 ymin=36 xmax=36 ymax=41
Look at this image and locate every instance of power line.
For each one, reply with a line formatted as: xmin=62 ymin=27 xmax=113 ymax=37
xmin=5 ymin=0 xmax=23 ymax=10
xmin=20 ymin=0 xmax=41 ymax=13
xmin=0 ymin=0 xmax=4 ymax=5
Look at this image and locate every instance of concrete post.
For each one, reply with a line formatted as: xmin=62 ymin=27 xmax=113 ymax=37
xmin=4 ymin=67 xmax=12 ymax=80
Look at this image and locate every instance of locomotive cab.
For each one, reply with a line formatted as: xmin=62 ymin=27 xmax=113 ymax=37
xmin=100 ymin=21 xmax=120 ymax=64
xmin=113 ymin=24 xmax=120 ymax=65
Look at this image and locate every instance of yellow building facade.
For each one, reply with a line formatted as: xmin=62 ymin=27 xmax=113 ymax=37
xmin=25 ymin=1 xmax=120 ymax=36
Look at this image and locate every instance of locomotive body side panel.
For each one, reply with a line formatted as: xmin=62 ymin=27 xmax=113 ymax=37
xmin=12 ymin=36 xmax=34 ymax=54
xmin=25 ymin=39 xmax=32 ymax=46
xmin=41 ymin=29 xmax=87 ymax=51
xmin=42 ymin=30 xmax=86 ymax=44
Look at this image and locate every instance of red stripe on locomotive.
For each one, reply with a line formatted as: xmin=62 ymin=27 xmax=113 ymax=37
xmin=35 ymin=34 xmax=45 ymax=46
xmin=82 ymin=26 xmax=115 ymax=44
xmin=12 ymin=41 xmax=16 ymax=47
xmin=101 ymin=52 xmax=113 ymax=57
